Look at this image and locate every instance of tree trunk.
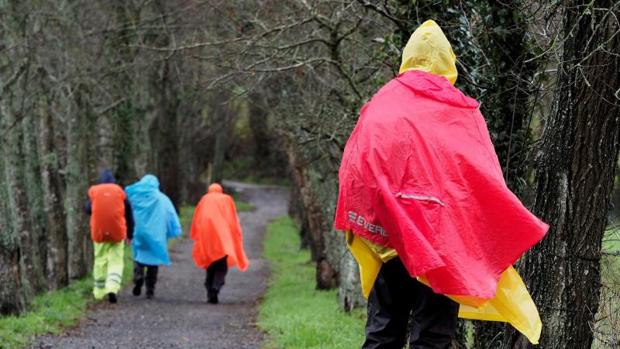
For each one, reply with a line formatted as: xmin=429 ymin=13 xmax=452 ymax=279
xmin=65 ymin=90 xmax=91 ymax=280
xmin=248 ymin=91 xmax=271 ymax=172
xmin=0 ymin=119 xmax=25 ymax=315
xmin=210 ymin=89 xmax=234 ymax=185
xmin=152 ymin=61 xmax=181 ymax=206
xmin=38 ymin=111 xmax=69 ymax=290
xmin=284 ymin=137 xmax=366 ymax=308
xmin=505 ymin=2 xmax=620 ymax=348
xmin=82 ymin=107 xmax=98 ymax=270
xmin=2 ymin=105 xmax=36 ymax=305
xmin=111 ymin=103 xmax=137 ymax=186
xmin=21 ymin=113 xmax=48 ymax=293
xmin=108 ymin=1 xmax=140 ymax=186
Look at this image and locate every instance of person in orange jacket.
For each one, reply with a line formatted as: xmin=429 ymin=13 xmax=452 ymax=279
xmin=189 ymin=183 xmax=249 ymax=304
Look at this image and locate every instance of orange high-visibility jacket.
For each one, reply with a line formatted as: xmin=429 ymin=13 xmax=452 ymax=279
xmin=190 ymin=184 xmax=249 ymax=271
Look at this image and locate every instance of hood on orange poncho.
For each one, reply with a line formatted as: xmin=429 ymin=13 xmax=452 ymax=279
xmin=190 ymin=183 xmax=249 ymax=271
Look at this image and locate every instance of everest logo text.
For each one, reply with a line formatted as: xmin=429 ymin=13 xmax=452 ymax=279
xmin=348 ymin=211 xmax=387 ymax=237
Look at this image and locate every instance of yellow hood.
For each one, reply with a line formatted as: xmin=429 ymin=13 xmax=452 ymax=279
xmin=399 ymin=20 xmax=458 ymax=85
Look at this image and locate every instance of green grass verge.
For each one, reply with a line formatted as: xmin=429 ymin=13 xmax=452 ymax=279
xmin=232 ymin=194 xmax=255 ymax=212
xmin=0 ymin=244 xmax=134 ymax=349
xmin=259 ymin=216 xmax=366 ymax=349
xmin=222 ymin=156 xmax=291 ymax=187
xmin=236 ymin=199 xmax=255 ymax=212
xmin=0 ymin=279 xmax=92 ymax=349
xmin=0 ymin=206 xmax=201 ymax=349
xmin=593 ymin=226 xmax=620 ymax=348
xmin=180 ymin=205 xmax=196 ymax=236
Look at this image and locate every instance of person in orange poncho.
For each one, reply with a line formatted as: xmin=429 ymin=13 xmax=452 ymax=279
xmin=189 ymin=183 xmax=249 ymax=304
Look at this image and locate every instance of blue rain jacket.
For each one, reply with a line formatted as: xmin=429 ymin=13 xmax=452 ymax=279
xmin=126 ymin=175 xmax=181 ymax=266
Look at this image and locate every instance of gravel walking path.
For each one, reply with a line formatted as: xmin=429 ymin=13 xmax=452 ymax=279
xmin=31 ymin=183 xmax=288 ymax=349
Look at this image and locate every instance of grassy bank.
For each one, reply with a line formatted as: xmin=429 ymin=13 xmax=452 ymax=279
xmin=0 ymin=244 xmax=134 ymax=349
xmin=0 ymin=279 xmax=92 ymax=349
xmin=234 ymin=196 xmax=256 ymax=212
xmin=259 ymin=216 xmax=366 ymax=349
xmin=593 ymin=227 xmax=620 ymax=348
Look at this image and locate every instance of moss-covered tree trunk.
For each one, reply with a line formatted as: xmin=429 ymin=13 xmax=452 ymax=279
xmin=21 ymin=112 xmax=48 ymax=293
xmin=38 ymin=111 xmax=69 ymax=290
xmin=81 ymin=107 xmax=98 ymax=270
xmin=0 ymin=117 xmax=26 ymax=315
xmin=65 ymin=89 xmax=93 ymax=280
xmin=504 ymin=2 xmax=620 ymax=348
xmin=2 ymin=104 xmax=36 ymax=305
xmin=285 ymin=136 xmax=365 ymax=309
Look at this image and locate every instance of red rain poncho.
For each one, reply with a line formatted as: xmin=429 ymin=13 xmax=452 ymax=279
xmin=335 ymin=66 xmax=548 ymax=300
xmin=190 ymin=184 xmax=249 ymax=271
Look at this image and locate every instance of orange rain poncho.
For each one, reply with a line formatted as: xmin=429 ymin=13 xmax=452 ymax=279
xmin=190 ymin=183 xmax=249 ymax=271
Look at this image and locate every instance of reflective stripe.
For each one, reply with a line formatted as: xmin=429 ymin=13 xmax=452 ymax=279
xmin=107 ymin=274 xmax=122 ymax=283
xmin=395 ymin=192 xmax=446 ymax=206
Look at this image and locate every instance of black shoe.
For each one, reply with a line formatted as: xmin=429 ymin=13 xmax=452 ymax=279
xmin=107 ymin=293 xmax=118 ymax=304
xmin=132 ymin=285 xmax=141 ymax=296
xmin=146 ymin=289 xmax=154 ymax=299
xmin=207 ymin=292 xmax=218 ymax=304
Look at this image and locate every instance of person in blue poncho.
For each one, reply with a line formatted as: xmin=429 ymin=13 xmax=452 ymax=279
xmin=125 ymin=174 xmax=182 ymax=299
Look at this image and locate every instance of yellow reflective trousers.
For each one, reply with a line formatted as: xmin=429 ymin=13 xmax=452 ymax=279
xmin=346 ymin=232 xmax=541 ymax=344
xmin=93 ymin=242 xmax=124 ymax=299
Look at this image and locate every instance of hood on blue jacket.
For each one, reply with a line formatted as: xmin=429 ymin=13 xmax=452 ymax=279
xmin=138 ymin=174 xmax=160 ymax=189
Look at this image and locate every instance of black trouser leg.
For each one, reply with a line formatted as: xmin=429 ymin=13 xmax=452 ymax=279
xmin=409 ymin=280 xmax=459 ymax=349
xmin=363 ymin=258 xmax=414 ymax=349
xmin=145 ymin=265 xmax=159 ymax=294
xmin=205 ymin=256 xmax=228 ymax=299
xmin=362 ymin=258 xmax=458 ymax=349
xmin=133 ymin=261 xmax=145 ymax=289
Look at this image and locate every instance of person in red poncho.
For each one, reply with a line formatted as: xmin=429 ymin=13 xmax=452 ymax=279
xmin=189 ymin=183 xmax=249 ymax=304
xmin=335 ymin=20 xmax=548 ymax=348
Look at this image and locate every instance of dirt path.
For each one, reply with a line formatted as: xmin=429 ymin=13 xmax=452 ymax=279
xmin=31 ymin=183 xmax=289 ymax=349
